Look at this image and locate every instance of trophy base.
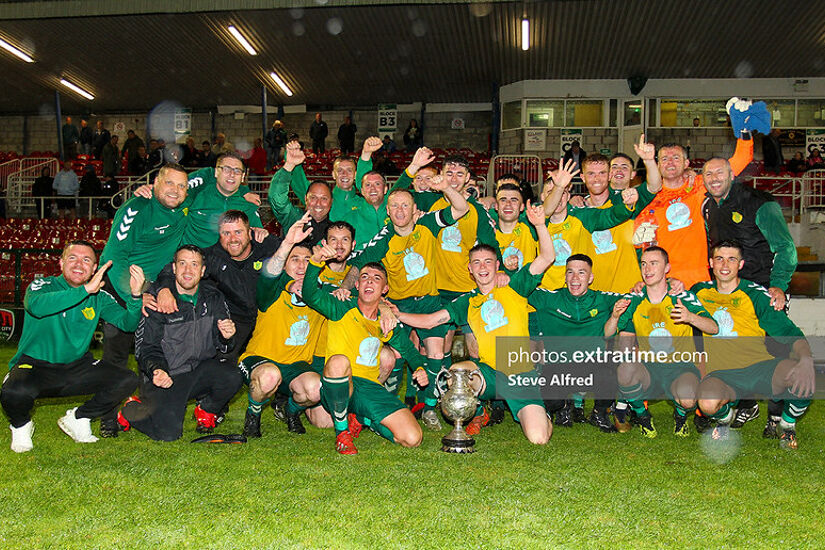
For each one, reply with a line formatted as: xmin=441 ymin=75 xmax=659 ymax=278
xmin=441 ymin=435 xmax=476 ymax=453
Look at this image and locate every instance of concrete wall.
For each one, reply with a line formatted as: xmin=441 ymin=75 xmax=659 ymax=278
xmin=499 ymin=128 xmax=619 ymax=159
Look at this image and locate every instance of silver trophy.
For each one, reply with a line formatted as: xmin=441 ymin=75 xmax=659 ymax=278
xmin=439 ymin=361 xmax=482 ymax=453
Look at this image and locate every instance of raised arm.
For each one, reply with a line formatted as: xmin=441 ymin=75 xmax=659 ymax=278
xmin=633 ymin=134 xmax=662 ymax=194
xmin=428 ymin=174 xmax=468 ymax=220
xmin=541 ymin=159 xmax=579 ymax=216
xmin=525 ymin=200 xmax=555 ymax=276
xmin=267 ymin=142 xmax=305 ymax=228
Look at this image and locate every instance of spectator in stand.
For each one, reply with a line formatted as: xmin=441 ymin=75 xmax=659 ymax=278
xmin=563 ymin=140 xmax=587 ymax=180
xmin=53 ymin=160 xmax=79 ymax=219
xmin=121 ymin=130 xmax=144 ymax=165
xmin=93 ymin=120 xmax=111 ymax=160
xmin=338 ymin=116 xmax=357 ymax=155
xmin=79 ymin=164 xmax=102 ymax=218
xmin=788 ymin=152 xmax=806 ymax=174
xmin=79 ymin=119 xmax=93 ymax=156
xmin=264 ymin=120 xmax=287 ymax=170
xmin=180 ymin=137 xmax=200 ymax=168
xmin=693 ymin=117 xmax=701 ymax=127
xmin=201 ymin=140 xmax=217 ymax=168
xmin=762 ymin=128 xmax=783 ymax=175
xmin=372 ymin=151 xmax=400 ymax=176
xmin=100 ymin=177 xmax=118 ymax=219
xmin=130 ymin=145 xmax=151 ymax=176
xmin=309 ymin=113 xmax=328 ymax=154
xmin=32 ymin=166 xmax=54 ymax=219
xmin=102 ymin=135 xmax=121 ymax=180
xmin=403 ymin=119 xmax=422 ymax=151
xmin=62 ymin=116 xmax=80 ymax=160
xmin=213 ymin=132 xmax=234 ymax=156
xmin=247 ymin=138 xmax=268 ymax=176
xmin=381 ymin=135 xmax=397 ymax=153
xmin=807 ymin=148 xmax=825 ymax=170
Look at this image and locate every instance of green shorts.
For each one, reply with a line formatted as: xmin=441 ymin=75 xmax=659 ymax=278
xmin=643 ymin=362 xmax=701 ymax=400
xmin=393 ymin=295 xmax=449 ymax=339
xmin=474 ymin=361 xmax=544 ymax=422
xmin=438 ymin=289 xmax=469 ymax=332
xmin=706 ymin=358 xmax=781 ymax=399
xmin=349 ymin=376 xmax=406 ymax=424
xmin=238 ymin=355 xmax=321 ymax=395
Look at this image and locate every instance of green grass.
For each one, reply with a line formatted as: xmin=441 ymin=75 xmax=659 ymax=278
xmin=1 ymin=343 xmax=823 ymax=549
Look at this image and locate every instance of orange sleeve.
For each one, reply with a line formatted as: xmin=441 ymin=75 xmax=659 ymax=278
xmin=728 ymin=138 xmax=754 ymax=177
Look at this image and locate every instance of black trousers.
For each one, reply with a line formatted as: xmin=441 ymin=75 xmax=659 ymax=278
xmin=102 ymin=322 xmax=135 ymax=370
xmin=1 ymin=353 xmax=137 ymax=428
xmin=122 ymin=359 xmax=242 ymax=441
xmin=219 ymin=319 xmax=254 ymax=366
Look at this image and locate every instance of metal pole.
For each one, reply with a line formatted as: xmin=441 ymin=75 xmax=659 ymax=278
xmin=491 ymin=81 xmax=500 ymax=155
xmin=22 ymin=115 xmax=29 ymax=156
xmin=55 ymin=91 xmax=64 ymax=161
xmin=261 ymin=85 xmax=268 ymax=142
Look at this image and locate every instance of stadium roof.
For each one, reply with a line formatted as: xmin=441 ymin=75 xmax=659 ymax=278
xmin=0 ymin=0 xmax=824 ymax=113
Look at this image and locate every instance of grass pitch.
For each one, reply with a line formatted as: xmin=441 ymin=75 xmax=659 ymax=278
xmin=0 ymin=343 xmax=823 ymax=549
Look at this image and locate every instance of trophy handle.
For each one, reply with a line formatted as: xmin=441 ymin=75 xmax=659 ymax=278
xmin=436 ymin=368 xmax=453 ymax=391
xmin=468 ymin=370 xmax=484 ymax=397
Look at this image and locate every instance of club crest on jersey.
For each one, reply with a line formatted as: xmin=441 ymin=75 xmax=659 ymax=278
xmin=732 ymin=211 xmax=743 ymax=223
xmin=666 ymin=202 xmax=691 ymax=231
xmin=589 ymin=309 xmax=598 ymax=317
xmin=356 ymin=336 xmax=381 ymax=367
xmin=403 ymin=248 xmax=429 ymax=281
xmin=81 ymin=307 xmax=96 ymax=320
xmin=254 ymin=261 xmax=263 ymax=271
xmin=480 ymin=295 xmax=507 ymax=332
xmin=440 ymin=224 xmax=462 ymax=252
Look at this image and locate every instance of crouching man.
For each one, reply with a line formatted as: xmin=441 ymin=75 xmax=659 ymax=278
xmin=120 ymin=245 xmax=242 ymax=441
xmin=1 ymin=240 xmax=143 ymax=452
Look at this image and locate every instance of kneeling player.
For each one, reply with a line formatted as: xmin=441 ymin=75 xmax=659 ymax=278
xmin=392 ymin=198 xmax=558 ymax=444
xmin=303 ymin=244 xmax=428 ymax=455
xmin=692 ymin=241 xmax=815 ymax=449
xmin=240 ymin=215 xmax=328 ymax=437
xmin=606 ymin=246 xmax=718 ymax=437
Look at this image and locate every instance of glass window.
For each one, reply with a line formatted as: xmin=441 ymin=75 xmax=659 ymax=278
xmin=624 ymin=101 xmax=643 ymax=126
xmin=502 ymin=101 xmax=522 ymax=130
xmin=565 ymin=100 xmax=603 ymax=127
xmin=609 ymin=99 xmax=618 ymax=127
xmin=759 ymin=99 xmax=795 ymax=127
xmin=797 ymin=99 xmax=825 ymax=127
xmin=526 ymin=100 xmax=563 ymax=128
xmin=658 ymin=99 xmax=728 ymax=127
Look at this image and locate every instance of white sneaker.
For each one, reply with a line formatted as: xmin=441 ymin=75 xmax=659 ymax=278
xmin=58 ymin=407 xmax=98 ymax=443
xmin=10 ymin=421 xmax=34 ymax=453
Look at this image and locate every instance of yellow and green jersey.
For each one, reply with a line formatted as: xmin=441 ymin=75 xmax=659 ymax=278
xmin=428 ymin=197 xmax=499 ymax=293
xmin=691 ymin=279 xmax=805 ymax=372
xmin=617 ymin=286 xmax=710 ymax=358
xmin=496 ymin=221 xmax=538 ymax=272
xmin=241 ymin=272 xmax=325 ymax=366
xmin=302 ymin=261 xmax=425 ymax=382
xmin=588 ymin=189 xmax=642 ymax=294
xmin=351 ymin=207 xmax=456 ymax=300
xmin=314 ymin=264 xmax=352 ymax=356
xmin=445 ymin=265 xmax=542 ymax=373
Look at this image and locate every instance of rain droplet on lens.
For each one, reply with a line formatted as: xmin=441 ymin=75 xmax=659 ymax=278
xmin=412 ymin=20 xmax=427 ymax=37
xmin=734 ymin=60 xmax=753 ymax=79
xmin=326 ymin=17 xmax=343 ymax=35
xmin=292 ymin=21 xmax=306 ymax=36
xmin=289 ymin=8 xmax=304 ymax=19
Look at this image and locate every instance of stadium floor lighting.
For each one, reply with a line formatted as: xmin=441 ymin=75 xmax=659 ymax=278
xmin=228 ymin=25 xmax=257 ymax=56
xmin=0 ymin=37 xmax=34 ymax=63
xmin=59 ymin=78 xmax=94 ymax=100
xmin=269 ymin=72 xmax=293 ymax=97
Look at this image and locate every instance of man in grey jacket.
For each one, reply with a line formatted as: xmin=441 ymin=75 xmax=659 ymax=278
xmin=119 ymin=245 xmax=242 ymax=441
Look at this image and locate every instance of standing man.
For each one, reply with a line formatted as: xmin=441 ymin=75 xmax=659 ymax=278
xmin=309 ymin=113 xmax=328 ymax=154
xmin=120 ymin=245 xmax=242 ymax=441
xmin=102 ymin=135 xmax=121 ymax=180
xmin=338 ymin=116 xmax=357 ymax=156
xmin=53 ymin=160 xmax=79 ymax=220
xmin=61 ymin=116 xmax=79 ymax=159
xmin=121 ymin=130 xmax=145 ymax=165
xmin=702 ymin=156 xmax=798 ymax=433
xmin=762 ymin=129 xmax=784 ymax=175
xmin=92 ymin=120 xmax=111 ymax=160
xmin=264 ymin=120 xmax=287 ymax=170
xmin=2 ymin=241 xmax=144 ymax=451
xmin=79 ymin=119 xmax=93 ymax=156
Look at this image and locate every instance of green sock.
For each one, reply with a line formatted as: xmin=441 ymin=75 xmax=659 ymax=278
xmin=780 ymin=399 xmax=810 ymax=428
xmin=369 ymin=420 xmax=395 ymax=443
xmin=673 ymin=401 xmax=694 ymax=418
xmin=711 ymin=401 xmax=736 ymax=423
xmin=321 ymin=376 xmax=350 ymax=434
xmin=246 ymin=395 xmax=269 ymax=416
xmin=286 ymin=397 xmax=306 ymax=416
xmin=385 ymin=358 xmax=405 ymax=395
xmin=572 ymin=393 xmax=585 ymax=409
xmin=404 ymin=364 xmax=417 ymax=399
xmin=423 ymin=358 xmax=443 ymax=410
xmin=619 ymin=383 xmax=646 ymax=416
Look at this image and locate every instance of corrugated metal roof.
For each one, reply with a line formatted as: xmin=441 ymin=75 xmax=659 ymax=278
xmin=0 ymin=1 xmax=823 ymax=113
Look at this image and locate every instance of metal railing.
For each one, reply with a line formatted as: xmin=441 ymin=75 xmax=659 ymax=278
xmin=1 ymin=157 xmax=58 ymax=192
xmin=744 ymin=170 xmax=825 ymax=223
xmin=486 ymin=154 xmax=544 ymax=196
